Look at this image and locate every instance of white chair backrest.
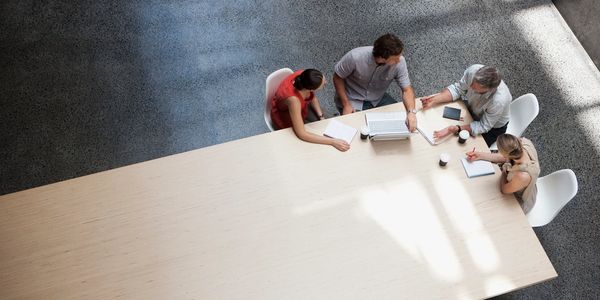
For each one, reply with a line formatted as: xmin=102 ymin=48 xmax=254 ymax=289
xmin=489 ymin=93 xmax=539 ymax=150
xmin=507 ymin=93 xmax=539 ymax=137
xmin=264 ymin=68 xmax=293 ymax=131
xmin=527 ymin=169 xmax=578 ymax=227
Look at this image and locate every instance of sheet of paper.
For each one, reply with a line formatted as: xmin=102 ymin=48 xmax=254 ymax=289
xmin=323 ymin=119 xmax=357 ymax=144
xmin=415 ymin=102 xmax=465 ymax=145
xmin=417 ymin=123 xmax=436 ymax=145
xmin=460 ymin=158 xmax=496 ymax=178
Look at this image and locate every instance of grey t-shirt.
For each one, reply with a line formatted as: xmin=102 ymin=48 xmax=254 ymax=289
xmin=334 ymin=46 xmax=411 ymax=110
xmin=447 ymin=64 xmax=512 ymax=135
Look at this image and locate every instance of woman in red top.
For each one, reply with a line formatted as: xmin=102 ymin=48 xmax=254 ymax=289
xmin=271 ymin=69 xmax=350 ymax=152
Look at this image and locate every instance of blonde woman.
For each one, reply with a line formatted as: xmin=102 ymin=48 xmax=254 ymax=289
xmin=466 ymin=134 xmax=540 ymax=213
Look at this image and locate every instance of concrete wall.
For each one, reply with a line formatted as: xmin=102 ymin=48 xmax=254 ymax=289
xmin=553 ymin=0 xmax=600 ymax=68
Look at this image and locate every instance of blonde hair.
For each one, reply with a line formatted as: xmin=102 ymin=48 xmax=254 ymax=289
xmin=496 ymin=134 xmax=523 ymax=160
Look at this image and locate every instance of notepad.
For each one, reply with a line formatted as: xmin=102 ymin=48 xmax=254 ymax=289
xmin=443 ymin=106 xmax=461 ymax=120
xmin=323 ymin=119 xmax=357 ymax=144
xmin=460 ymin=158 xmax=496 ymax=178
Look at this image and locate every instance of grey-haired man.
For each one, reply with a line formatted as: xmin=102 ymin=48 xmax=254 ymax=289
xmin=421 ymin=64 xmax=512 ymax=146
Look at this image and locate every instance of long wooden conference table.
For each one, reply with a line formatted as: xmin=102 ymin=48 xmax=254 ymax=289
xmin=0 ymin=102 xmax=556 ymax=299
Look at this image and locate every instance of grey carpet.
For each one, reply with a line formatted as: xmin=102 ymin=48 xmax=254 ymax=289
xmin=1 ymin=0 xmax=599 ymax=298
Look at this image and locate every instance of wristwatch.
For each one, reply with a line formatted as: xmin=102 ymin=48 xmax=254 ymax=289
xmin=407 ymin=108 xmax=417 ymax=114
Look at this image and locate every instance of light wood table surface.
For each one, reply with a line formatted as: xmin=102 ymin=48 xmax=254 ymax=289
xmin=0 ymin=102 xmax=556 ymax=299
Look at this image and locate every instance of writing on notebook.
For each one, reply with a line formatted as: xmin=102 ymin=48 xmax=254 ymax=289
xmin=460 ymin=158 xmax=495 ymax=178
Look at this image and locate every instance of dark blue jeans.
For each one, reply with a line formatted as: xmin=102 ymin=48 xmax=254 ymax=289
xmin=482 ymin=122 xmax=509 ymax=147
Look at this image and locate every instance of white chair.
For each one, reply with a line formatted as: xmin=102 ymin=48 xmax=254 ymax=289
xmin=526 ymin=169 xmax=578 ymax=227
xmin=264 ymin=68 xmax=293 ymax=131
xmin=490 ymin=93 xmax=539 ymax=150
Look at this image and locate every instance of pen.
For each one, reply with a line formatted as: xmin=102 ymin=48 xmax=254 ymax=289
xmin=472 ymin=147 xmax=475 ymax=153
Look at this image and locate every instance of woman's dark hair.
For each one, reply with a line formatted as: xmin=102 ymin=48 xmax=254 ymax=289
xmin=293 ymin=69 xmax=324 ymax=90
xmin=372 ymin=33 xmax=404 ymax=59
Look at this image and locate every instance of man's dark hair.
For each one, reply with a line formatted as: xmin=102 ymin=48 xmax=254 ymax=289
xmin=293 ymin=69 xmax=323 ymax=90
xmin=372 ymin=33 xmax=404 ymax=59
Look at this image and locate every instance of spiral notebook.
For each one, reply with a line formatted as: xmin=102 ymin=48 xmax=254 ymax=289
xmin=460 ymin=158 xmax=495 ymax=178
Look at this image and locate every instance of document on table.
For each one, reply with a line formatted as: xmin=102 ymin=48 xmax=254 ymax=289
xmin=416 ymin=120 xmax=436 ymax=145
xmin=323 ymin=119 xmax=357 ymax=144
xmin=460 ymin=158 xmax=496 ymax=178
xmin=415 ymin=102 xmax=464 ymax=145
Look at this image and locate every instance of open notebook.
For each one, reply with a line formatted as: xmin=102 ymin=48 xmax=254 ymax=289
xmin=323 ymin=119 xmax=357 ymax=144
xmin=460 ymin=158 xmax=495 ymax=178
xmin=365 ymin=111 xmax=410 ymax=141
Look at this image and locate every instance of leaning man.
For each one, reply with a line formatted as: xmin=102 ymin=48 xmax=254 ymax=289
xmin=421 ymin=64 xmax=511 ymax=146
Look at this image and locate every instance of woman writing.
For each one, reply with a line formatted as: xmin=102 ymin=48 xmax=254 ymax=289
xmin=271 ymin=69 xmax=350 ymax=152
xmin=466 ymin=134 xmax=540 ymax=213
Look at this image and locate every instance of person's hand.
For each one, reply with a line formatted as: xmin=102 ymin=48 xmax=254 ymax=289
xmin=420 ymin=94 xmax=438 ymax=110
xmin=342 ymin=105 xmax=355 ymax=115
xmin=466 ymin=151 xmax=484 ymax=161
xmin=406 ymin=112 xmax=417 ymax=132
xmin=331 ymin=139 xmax=350 ymax=152
xmin=501 ymin=163 xmax=511 ymax=175
xmin=433 ymin=126 xmax=452 ymax=142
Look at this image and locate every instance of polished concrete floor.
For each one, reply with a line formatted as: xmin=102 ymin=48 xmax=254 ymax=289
xmin=1 ymin=0 xmax=599 ymax=298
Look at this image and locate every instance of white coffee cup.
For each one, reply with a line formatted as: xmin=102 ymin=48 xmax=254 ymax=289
xmin=439 ymin=153 xmax=450 ymax=167
xmin=458 ymin=130 xmax=469 ymax=144
xmin=360 ymin=126 xmax=370 ymax=140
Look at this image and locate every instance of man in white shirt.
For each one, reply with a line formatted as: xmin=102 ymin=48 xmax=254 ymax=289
xmin=421 ymin=64 xmax=512 ymax=146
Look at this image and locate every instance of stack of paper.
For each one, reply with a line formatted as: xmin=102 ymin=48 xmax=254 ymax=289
xmin=323 ymin=119 xmax=357 ymax=144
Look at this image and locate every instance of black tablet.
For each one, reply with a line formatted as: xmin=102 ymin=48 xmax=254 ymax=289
xmin=443 ymin=106 xmax=461 ymax=120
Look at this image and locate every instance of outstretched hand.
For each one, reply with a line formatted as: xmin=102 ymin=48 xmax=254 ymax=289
xmin=433 ymin=126 xmax=452 ymax=142
xmin=331 ymin=139 xmax=350 ymax=152
xmin=420 ymin=94 xmax=438 ymax=110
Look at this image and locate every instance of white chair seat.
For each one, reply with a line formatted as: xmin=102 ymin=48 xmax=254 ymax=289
xmin=526 ymin=169 xmax=578 ymax=227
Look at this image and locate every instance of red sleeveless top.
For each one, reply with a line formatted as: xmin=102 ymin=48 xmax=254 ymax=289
xmin=270 ymin=70 xmax=314 ymax=129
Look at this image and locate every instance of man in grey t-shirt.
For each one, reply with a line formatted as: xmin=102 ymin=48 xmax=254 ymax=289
xmin=421 ymin=64 xmax=512 ymax=146
xmin=333 ymin=33 xmax=418 ymax=131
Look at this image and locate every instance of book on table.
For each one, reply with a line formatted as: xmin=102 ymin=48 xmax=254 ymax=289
xmin=460 ymin=158 xmax=496 ymax=178
xmin=323 ymin=119 xmax=357 ymax=144
xmin=364 ymin=111 xmax=411 ymax=141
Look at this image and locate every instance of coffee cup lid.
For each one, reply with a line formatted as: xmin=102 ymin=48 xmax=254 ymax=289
xmin=440 ymin=153 xmax=450 ymax=161
xmin=459 ymin=130 xmax=469 ymax=139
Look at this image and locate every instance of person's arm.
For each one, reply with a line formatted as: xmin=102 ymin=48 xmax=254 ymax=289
xmin=420 ymin=88 xmax=453 ymax=110
xmin=401 ymin=86 xmax=417 ymax=132
xmin=501 ymin=171 xmax=532 ymax=194
xmin=465 ymin=151 xmax=507 ymax=163
xmin=310 ymin=96 xmax=325 ymax=120
xmin=333 ymin=73 xmax=355 ymax=115
xmin=285 ymin=97 xmax=350 ymax=152
xmin=433 ymin=123 xmax=474 ymax=142
xmin=422 ymin=66 xmax=475 ymax=110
